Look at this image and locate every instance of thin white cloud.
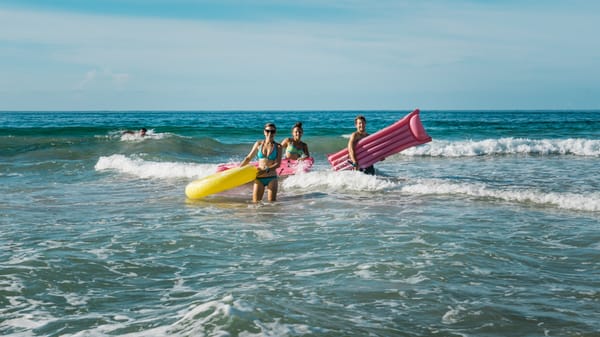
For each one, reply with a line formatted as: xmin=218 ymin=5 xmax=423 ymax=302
xmin=75 ymin=68 xmax=130 ymax=90
xmin=112 ymin=73 xmax=130 ymax=87
xmin=76 ymin=69 xmax=97 ymax=90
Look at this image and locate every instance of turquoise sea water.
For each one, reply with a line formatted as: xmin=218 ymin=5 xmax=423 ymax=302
xmin=1 ymin=110 xmax=599 ymax=336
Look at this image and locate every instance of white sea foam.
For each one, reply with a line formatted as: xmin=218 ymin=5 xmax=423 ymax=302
xmin=170 ymin=295 xmax=235 ymax=336
xmin=402 ymin=180 xmax=600 ymax=212
xmin=246 ymin=319 xmax=314 ymax=336
xmin=292 ymin=266 xmax=341 ymax=277
xmin=5 ymin=248 xmax=42 ymax=266
xmin=0 ymin=275 xmax=24 ymax=294
xmin=402 ymin=138 xmax=600 ymax=157
xmin=354 ymin=263 xmax=375 ymax=279
xmin=0 ymin=172 xmax=23 ymax=177
xmin=95 ymin=154 xmax=216 ymax=179
xmin=3 ymin=315 xmax=49 ymax=330
xmin=400 ymin=271 xmax=429 ymax=285
xmin=282 ymin=170 xmax=395 ymax=192
xmin=253 ymin=229 xmax=276 ymax=240
xmin=442 ymin=305 xmax=466 ymax=324
xmin=63 ymin=292 xmax=89 ymax=307
xmin=162 ymin=294 xmax=319 ymax=336
xmin=94 ymin=155 xmax=599 ymax=213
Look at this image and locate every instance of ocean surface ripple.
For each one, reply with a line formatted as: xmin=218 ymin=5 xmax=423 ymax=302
xmin=1 ymin=110 xmax=599 ymax=336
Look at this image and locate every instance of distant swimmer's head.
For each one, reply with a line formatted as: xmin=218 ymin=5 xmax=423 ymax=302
xmin=140 ymin=128 xmax=147 ymax=136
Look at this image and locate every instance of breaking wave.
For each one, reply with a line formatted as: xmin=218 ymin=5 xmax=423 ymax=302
xmin=403 ymin=138 xmax=600 ymax=157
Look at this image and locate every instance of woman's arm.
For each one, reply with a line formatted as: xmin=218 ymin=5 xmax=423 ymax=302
xmin=303 ymin=142 xmax=310 ymax=158
xmin=280 ymin=138 xmax=290 ymax=159
xmin=241 ymin=141 xmax=260 ymax=166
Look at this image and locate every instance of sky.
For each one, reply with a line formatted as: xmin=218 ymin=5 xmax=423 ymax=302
xmin=1 ymin=0 xmax=599 ymax=111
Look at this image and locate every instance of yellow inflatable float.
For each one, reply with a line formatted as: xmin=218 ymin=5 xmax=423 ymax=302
xmin=185 ymin=165 xmax=258 ymax=199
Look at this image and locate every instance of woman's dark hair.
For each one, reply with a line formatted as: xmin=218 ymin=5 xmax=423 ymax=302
xmin=293 ymin=122 xmax=303 ymax=130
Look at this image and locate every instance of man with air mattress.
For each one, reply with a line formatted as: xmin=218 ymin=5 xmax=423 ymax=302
xmin=348 ymin=115 xmax=375 ymax=175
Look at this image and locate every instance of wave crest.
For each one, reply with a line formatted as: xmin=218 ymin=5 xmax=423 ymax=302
xmin=95 ymin=154 xmax=216 ymax=179
xmin=282 ymin=171 xmax=395 ymax=192
xmin=402 ymin=180 xmax=600 ymax=212
xmin=402 ymin=138 xmax=600 ymax=157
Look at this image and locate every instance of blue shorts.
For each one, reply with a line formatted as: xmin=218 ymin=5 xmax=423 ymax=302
xmin=256 ymin=176 xmax=278 ymax=186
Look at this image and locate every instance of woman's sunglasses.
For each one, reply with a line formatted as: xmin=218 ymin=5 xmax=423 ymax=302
xmin=264 ymin=129 xmax=276 ymax=133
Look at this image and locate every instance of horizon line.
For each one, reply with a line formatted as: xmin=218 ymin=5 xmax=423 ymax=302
xmin=2 ymin=108 xmax=600 ymax=113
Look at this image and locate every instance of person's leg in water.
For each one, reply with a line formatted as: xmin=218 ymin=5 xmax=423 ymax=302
xmin=266 ymin=177 xmax=278 ymax=201
xmin=253 ymin=176 xmax=278 ymax=202
xmin=362 ymin=165 xmax=375 ymax=175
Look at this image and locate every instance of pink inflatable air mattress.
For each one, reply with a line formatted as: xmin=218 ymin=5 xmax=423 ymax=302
xmin=217 ymin=157 xmax=314 ymax=176
xmin=327 ymin=109 xmax=431 ymax=171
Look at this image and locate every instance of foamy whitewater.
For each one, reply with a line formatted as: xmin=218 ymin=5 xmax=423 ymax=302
xmin=1 ymin=110 xmax=599 ymax=336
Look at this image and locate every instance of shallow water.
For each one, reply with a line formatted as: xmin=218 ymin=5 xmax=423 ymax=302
xmin=1 ymin=110 xmax=599 ymax=336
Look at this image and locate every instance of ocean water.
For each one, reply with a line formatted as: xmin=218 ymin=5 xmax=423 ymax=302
xmin=1 ymin=110 xmax=599 ymax=337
